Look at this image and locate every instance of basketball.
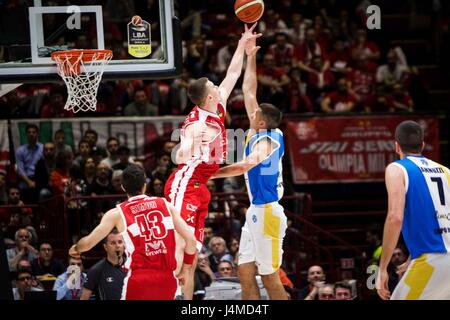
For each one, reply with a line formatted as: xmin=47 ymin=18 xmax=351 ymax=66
xmin=234 ymin=0 xmax=264 ymax=24
xmin=131 ymin=15 xmax=143 ymax=26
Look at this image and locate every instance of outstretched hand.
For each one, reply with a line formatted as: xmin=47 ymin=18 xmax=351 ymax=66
xmin=240 ymin=23 xmax=262 ymax=47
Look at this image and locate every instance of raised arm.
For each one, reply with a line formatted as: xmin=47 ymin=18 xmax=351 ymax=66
xmin=219 ymin=23 xmax=261 ymax=104
xmin=69 ymin=208 xmax=122 ymax=257
xmin=377 ymin=164 xmax=406 ymax=300
xmin=211 ymin=139 xmax=273 ymax=179
xmin=243 ymin=38 xmax=260 ymax=121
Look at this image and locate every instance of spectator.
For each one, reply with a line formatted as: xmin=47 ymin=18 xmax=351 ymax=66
xmin=74 ymin=139 xmax=91 ymax=169
xmin=386 ymin=82 xmax=414 ymax=112
xmin=201 ymin=225 xmax=214 ymax=256
xmin=364 ymin=83 xmax=390 ymax=113
xmin=16 ymin=258 xmax=32 ymax=272
xmin=294 ymin=28 xmax=330 ymax=74
xmin=307 ymin=55 xmax=335 ymax=104
xmin=194 ymin=252 xmax=215 ymax=299
xmin=216 ymin=260 xmax=235 ymax=278
xmin=83 ymin=129 xmax=107 ymax=158
xmin=150 ymin=177 xmax=164 ymax=197
xmin=329 ymin=38 xmax=352 ymax=75
xmin=321 ymin=78 xmax=357 ymax=113
xmin=101 ymin=137 xmax=121 ymax=168
xmin=2 ymin=211 xmax=34 ymax=247
xmin=6 ymin=228 xmax=38 ymax=272
xmin=39 ymin=88 xmax=72 ymax=118
xmin=53 ymin=256 xmax=87 ymax=300
xmin=279 ymin=267 xmax=294 ymax=297
xmin=208 ymin=236 xmax=233 ymax=273
xmin=350 ymin=29 xmax=380 ymax=62
xmin=15 ymin=123 xmax=43 ymax=203
xmin=312 ymin=14 xmax=332 ymax=50
xmin=257 ymin=53 xmax=290 ymax=107
xmin=5 ymin=186 xmax=33 ymax=219
xmin=150 ymin=163 xmax=169 ymax=183
xmin=2 ymin=186 xmax=37 ymax=246
xmin=54 ymin=129 xmax=73 ymax=156
xmin=330 ymin=9 xmax=356 ymax=43
xmin=228 ymin=237 xmax=240 ymax=266
xmin=347 ymin=54 xmax=376 ymax=106
xmin=206 ymin=180 xmax=222 ymax=214
xmin=287 ymin=67 xmax=313 ymax=113
xmin=186 ymin=35 xmax=209 ymax=79
xmin=286 ymin=13 xmax=308 ymax=46
xmin=365 ymin=225 xmax=383 ymax=265
xmin=268 ymin=32 xmax=295 ymax=71
xmin=388 ymin=245 xmax=408 ymax=293
xmin=31 ymin=242 xmax=66 ymax=278
xmin=334 ymin=281 xmax=353 ymax=300
xmin=298 ymin=265 xmax=326 ymax=300
xmin=81 ymin=157 xmax=97 ymax=191
xmin=258 ymin=9 xmax=288 ymax=41
xmin=112 ymin=146 xmax=132 ymax=171
xmin=110 ymin=170 xmax=124 ymax=195
xmin=80 ymin=230 xmax=126 ymax=300
xmin=124 ymin=87 xmax=158 ymax=116
xmin=50 ymin=150 xmax=74 ymax=195
xmin=318 ymin=284 xmax=335 ymax=300
xmin=168 ymin=68 xmax=194 ymax=115
xmin=162 ymin=140 xmax=177 ymax=156
xmin=376 ymin=49 xmax=410 ymax=90
xmin=0 ymin=172 xmax=7 ymax=205
xmin=88 ymin=162 xmax=112 ymax=196
xmin=35 ymin=142 xmax=56 ymax=201
xmin=216 ymin=34 xmax=239 ymax=76
xmin=12 ymin=268 xmax=43 ymax=300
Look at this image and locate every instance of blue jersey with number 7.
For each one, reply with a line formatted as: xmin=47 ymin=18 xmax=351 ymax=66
xmin=393 ymin=156 xmax=450 ymax=259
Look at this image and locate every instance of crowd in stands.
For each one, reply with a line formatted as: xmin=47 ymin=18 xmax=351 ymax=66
xmin=0 ymin=0 xmax=429 ymax=300
xmin=0 ymin=0 xmax=427 ymax=120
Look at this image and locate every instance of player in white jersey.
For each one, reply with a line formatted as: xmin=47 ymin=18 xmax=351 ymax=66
xmin=377 ymin=120 xmax=450 ymax=300
xmin=211 ymin=37 xmax=288 ymax=300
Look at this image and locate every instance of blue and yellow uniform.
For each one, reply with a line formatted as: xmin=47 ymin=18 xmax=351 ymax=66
xmin=238 ymin=129 xmax=287 ymax=275
xmin=390 ymin=156 xmax=450 ymax=300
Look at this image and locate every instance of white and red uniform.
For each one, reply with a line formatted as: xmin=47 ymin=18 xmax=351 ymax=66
xmin=117 ymin=195 xmax=178 ymax=300
xmin=165 ymin=103 xmax=227 ymax=250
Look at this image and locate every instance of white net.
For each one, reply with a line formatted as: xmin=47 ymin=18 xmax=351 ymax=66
xmin=52 ymin=50 xmax=112 ymax=113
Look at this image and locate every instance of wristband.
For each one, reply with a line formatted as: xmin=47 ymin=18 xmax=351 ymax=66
xmin=183 ymin=252 xmax=196 ymax=265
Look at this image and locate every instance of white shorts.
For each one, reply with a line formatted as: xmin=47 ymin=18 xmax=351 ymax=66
xmin=391 ymin=253 xmax=450 ymax=300
xmin=238 ymin=202 xmax=287 ymax=275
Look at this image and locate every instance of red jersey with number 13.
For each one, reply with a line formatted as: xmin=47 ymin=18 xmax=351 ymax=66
xmin=117 ymin=195 xmax=176 ymax=272
xmin=178 ymin=103 xmax=227 ymax=183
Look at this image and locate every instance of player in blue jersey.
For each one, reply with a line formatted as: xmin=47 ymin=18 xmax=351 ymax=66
xmin=211 ymin=37 xmax=288 ymax=300
xmin=377 ymin=120 xmax=450 ymax=300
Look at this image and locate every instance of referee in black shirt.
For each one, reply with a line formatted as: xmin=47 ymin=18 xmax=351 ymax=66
xmin=80 ymin=229 xmax=126 ymax=300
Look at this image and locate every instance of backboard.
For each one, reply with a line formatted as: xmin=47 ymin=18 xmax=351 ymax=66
xmin=0 ymin=0 xmax=181 ymax=83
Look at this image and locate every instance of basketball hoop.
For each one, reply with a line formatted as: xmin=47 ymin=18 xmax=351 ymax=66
xmin=51 ymin=49 xmax=112 ymax=113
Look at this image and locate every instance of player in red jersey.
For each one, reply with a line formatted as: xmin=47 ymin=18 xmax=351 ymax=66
xmin=69 ymin=164 xmax=196 ymax=300
xmin=164 ymin=23 xmax=261 ymax=300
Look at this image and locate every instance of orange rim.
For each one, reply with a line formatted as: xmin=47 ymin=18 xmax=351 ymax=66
xmin=51 ymin=49 xmax=113 ymax=62
xmin=51 ymin=49 xmax=112 ymax=76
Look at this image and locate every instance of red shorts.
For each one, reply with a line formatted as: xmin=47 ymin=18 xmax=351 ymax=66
xmin=165 ymin=173 xmax=211 ymax=250
xmin=122 ymin=269 xmax=177 ymax=300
